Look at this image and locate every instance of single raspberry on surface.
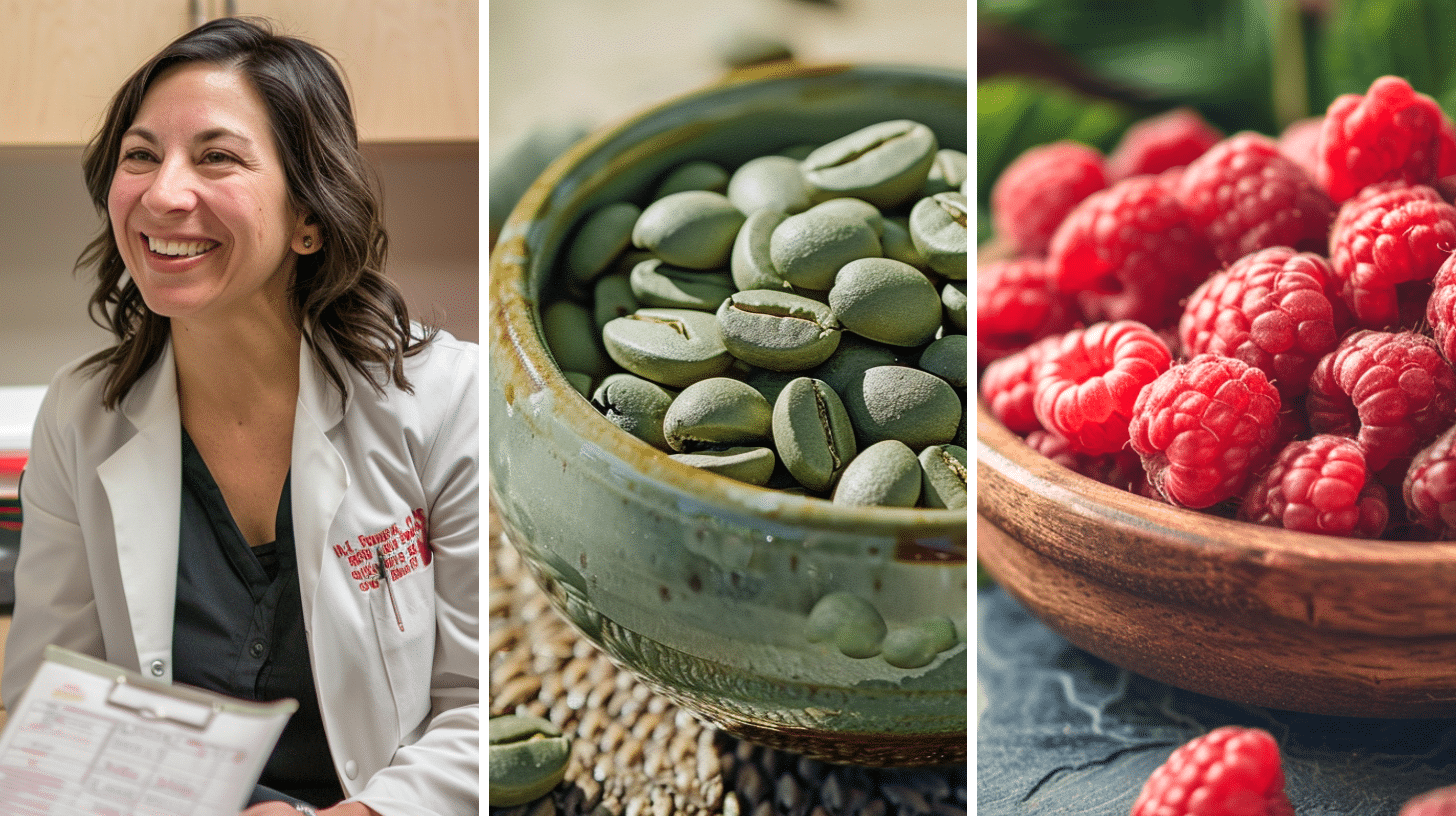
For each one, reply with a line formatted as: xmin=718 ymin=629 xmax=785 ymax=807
xmin=1130 ymin=726 xmax=1294 ymax=816
xmin=976 ymin=257 xmax=1078 ymax=368
xmin=991 ymin=140 xmax=1108 ymax=257
xmin=1305 ymin=330 xmax=1456 ymax=473
xmin=1032 ymin=321 xmax=1172 ymax=456
xmin=1427 ymin=252 xmax=1456 ymax=365
xmin=1328 ymin=182 xmax=1456 ymax=329
xmin=980 ymin=334 xmax=1061 ymax=435
xmin=1403 ymin=421 xmax=1456 ymax=539
xmin=1402 ymin=784 xmax=1456 ymax=816
xmin=1106 ymin=106 xmax=1223 ymax=182
xmin=1238 ymin=435 xmax=1389 ymax=538
xmin=1174 ymin=132 xmax=1336 ymax=264
xmin=1317 ymin=75 xmax=1444 ymax=203
xmin=1048 ymin=175 xmax=1218 ymax=330
xmin=1129 ymin=354 xmax=1282 ymax=508
xmin=1179 ymin=247 xmax=1342 ymax=401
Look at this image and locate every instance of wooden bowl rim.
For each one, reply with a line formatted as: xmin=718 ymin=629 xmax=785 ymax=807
xmin=977 ymin=397 xmax=1456 ymax=569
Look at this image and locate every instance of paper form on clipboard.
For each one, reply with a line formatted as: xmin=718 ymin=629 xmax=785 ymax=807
xmin=0 ymin=645 xmax=297 ymax=815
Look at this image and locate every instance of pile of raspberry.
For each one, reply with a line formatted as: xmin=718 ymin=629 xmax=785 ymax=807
xmin=980 ymin=76 xmax=1456 ymax=540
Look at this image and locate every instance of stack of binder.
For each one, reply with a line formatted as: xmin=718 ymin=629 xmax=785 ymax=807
xmin=0 ymin=386 xmax=46 ymax=608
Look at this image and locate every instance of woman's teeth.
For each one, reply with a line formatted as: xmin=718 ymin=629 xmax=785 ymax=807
xmin=147 ymin=235 xmax=216 ymax=257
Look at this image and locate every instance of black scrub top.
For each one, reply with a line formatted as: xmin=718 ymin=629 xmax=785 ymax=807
xmin=174 ymin=428 xmax=345 ymax=806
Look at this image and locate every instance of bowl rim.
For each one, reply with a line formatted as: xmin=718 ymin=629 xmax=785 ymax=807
xmin=489 ymin=62 xmax=970 ymax=536
xmin=977 ymin=396 xmax=1456 ymax=569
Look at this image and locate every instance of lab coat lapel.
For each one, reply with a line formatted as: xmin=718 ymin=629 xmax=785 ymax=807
xmin=292 ymin=338 xmax=349 ymax=624
xmin=96 ymin=343 xmax=182 ymax=672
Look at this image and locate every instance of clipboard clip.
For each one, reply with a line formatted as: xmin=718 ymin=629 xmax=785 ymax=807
xmin=105 ymin=676 xmax=217 ymax=730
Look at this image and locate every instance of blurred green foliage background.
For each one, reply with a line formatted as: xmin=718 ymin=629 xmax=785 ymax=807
xmin=977 ymin=0 xmax=1456 ymax=242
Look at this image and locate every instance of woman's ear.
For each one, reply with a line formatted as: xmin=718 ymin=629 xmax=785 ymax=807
xmin=293 ymin=212 xmax=321 ymax=255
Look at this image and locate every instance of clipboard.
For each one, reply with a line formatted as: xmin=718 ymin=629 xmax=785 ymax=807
xmin=0 ymin=645 xmax=298 ymax=815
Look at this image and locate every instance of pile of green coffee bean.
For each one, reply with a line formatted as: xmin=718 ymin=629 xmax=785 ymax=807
xmin=544 ymin=119 xmax=968 ymax=509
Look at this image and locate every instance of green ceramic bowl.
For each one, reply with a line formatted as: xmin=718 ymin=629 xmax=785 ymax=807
xmin=488 ymin=64 xmax=968 ymax=766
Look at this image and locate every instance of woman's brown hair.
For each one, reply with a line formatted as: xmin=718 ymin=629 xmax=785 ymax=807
xmin=78 ymin=16 xmax=435 ymax=408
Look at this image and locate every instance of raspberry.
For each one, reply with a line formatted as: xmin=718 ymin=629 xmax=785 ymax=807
xmin=1048 ymin=175 xmax=1218 ymax=329
xmin=1129 ymin=354 xmax=1282 ymax=508
xmin=1277 ymin=115 xmax=1324 ymax=180
xmin=1441 ymin=116 xmax=1456 ymax=178
xmin=1328 ymin=182 xmax=1456 ymax=330
xmin=1402 ymin=784 xmax=1456 ymax=816
xmin=1317 ymin=75 xmax=1443 ymax=203
xmin=1238 ymin=435 xmax=1389 ymax=538
xmin=1025 ymin=429 xmax=1156 ymax=498
xmin=1179 ymin=247 xmax=1342 ymax=401
xmin=1173 ymin=132 xmax=1336 ymax=265
xmin=1032 ymin=321 xmax=1172 ymax=455
xmin=976 ymin=257 xmax=1077 ymax=368
xmin=1426 ymin=251 xmax=1456 ymax=365
xmin=1130 ymin=726 xmax=1294 ymax=816
xmin=1305 ymin=330 xmax=1456 ymax=473
xmin=980 ymin=334 xmax=1060 ymax=435
xmin=1403 ymin=421 xmax=1456 ymax=538
xmin=1105 ymin=106 xmax=1223 ymax=182
xmin=991 ymin=140 xmax=1107 ymax=257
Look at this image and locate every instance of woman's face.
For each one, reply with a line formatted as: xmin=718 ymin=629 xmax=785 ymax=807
xmin=108 ymin=62 xmax=308 ymax=328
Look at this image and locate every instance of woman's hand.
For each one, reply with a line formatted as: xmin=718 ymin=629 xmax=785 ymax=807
xmin=240 ymin=801 xmax=381 ymax=816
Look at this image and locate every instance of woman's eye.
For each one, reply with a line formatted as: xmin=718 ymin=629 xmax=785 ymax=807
xmin=202 ymin=151 xmax=233 ymax=164
xmin=121 ymin=148 xmax=155 ymax=163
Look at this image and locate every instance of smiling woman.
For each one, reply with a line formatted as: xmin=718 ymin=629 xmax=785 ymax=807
xmin=1 ymin=17 xmax=479 ymax=816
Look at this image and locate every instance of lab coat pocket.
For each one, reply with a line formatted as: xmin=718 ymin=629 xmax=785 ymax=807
xmin=365 ymin=542 xmax=437 ymax=735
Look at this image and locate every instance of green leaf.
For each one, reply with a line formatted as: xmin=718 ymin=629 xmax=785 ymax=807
xmin=975 ymin=76 xmax=1135 ymax=207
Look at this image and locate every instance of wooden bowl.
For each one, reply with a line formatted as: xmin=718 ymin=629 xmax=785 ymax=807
xmin=976 ymin=397 xmax=1456 ymax=718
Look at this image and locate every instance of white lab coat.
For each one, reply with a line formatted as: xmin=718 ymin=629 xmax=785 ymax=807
xmin=2 ymin=328 xmax=480 ymax=815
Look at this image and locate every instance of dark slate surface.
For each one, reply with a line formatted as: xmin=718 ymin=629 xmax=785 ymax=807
xmin=977 ymin=585 xmax=1456 ymax=815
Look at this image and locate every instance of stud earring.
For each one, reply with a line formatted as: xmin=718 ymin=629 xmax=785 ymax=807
xmin=302 ymin=235 xmax=314 ymax=249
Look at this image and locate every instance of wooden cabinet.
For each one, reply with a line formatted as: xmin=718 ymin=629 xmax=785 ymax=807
xmin=0 ymin=0 xmax=477 ymax=145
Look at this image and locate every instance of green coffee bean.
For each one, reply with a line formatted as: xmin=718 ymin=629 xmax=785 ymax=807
xmin=805 ymin=591 xmax=887 ymax=658
xmin=919 ymin=334 xmax=968 ymax=389
xmin=653 ymin=160 xmax=730 ymax=199
xmin=543 ymin=300 xmax=613 ymax=381
xmin=628 ymin=257 xmax=735 ymax=311
xmin=730 ymin=209 xmax=792 ymax=292
xmin=743 ymin=366 xmax=800 ymax=407
xmin=592 ymin=273 xmax=639 ymax=334
xmin=565 ymin=201 xmax=641 ymax=287
xmin=768 ymin=201 xmax=882 ymax=291
xmin=800 ymin=119 xmax=938 ymax=209
xmin=601 ymin=307 xmax=732 ymax=387
xmin=563 ymin=370 xmax=593 ymax=397
xmin=831 ymin=439 xmax=922 ymax=508
xmin=592 ymin=373 xmax=676 ymax=451
xmin=809 ymin=334 xmax=905 ymax=396
xmin=843 ymin=366 xmax=962 ymax=449
xmin=716 ymin=289 xmax=842 ymax=371
xmin=727 ymin=154 xmax=812 ymax=214
xmin=918 ymin=444 xmax=967 ymax=510
xmin=632 ymin=190 xmax=745 ymax=269
xmin=489 ymin=714 xmax=570 ymax=807
xmin=879 ymin=216 xmax=928 ymax=269
xmin=922 ymin=149 xmax=968 ymax=196
xmin=670 ymin=446 xmax=777 ymax=485
xmin=881 ymin=616 xmax=959 ymax=669
xmin=827 ymin=257 xmax=941 ymax=347
xmin=941 ymin=280 xmax=967 ymax=334
xmin=772 ymin=377 xmax=858 ymax=492
xmin=909 ymin=191 xmax=968 ymax=280
xmin=662 ymin=377 xmax=773 ymax=452
xmin=808 ymin=197 xmax=883 ymax=237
